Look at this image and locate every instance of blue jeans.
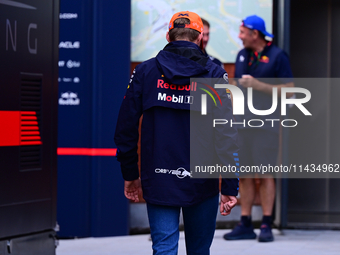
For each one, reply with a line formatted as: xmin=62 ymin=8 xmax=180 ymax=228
xmin=147 ymin=194 xmax=219 ymax=255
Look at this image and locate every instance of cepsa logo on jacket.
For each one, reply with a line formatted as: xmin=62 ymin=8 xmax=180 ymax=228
xmin=157 ymin=79 xmax=196 ymax=104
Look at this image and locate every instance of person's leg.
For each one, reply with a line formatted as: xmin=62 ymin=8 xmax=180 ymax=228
xmin=240 ymin=178 xmax=256 ymax=216
xmin=182 ymin=194 xmax=219 ymax=255
xmin=224 ymin=130 xmax=257 ymax=240
xmin=147 ymin=203 xmax=180 ymax=255
xmin=253 ymin=130 xmax=279 ymax=242
xmin=238 ymin=130 xmax=256 ymax=217
xmin=259 ymin=177 xmax=275 ymax=216
xmin=256 ymin=176 xmax=275 ymax=242
xmin=257 ymin=176 xmax=275 ymax=242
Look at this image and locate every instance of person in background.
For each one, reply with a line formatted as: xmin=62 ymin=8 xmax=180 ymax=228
xmin=223 ymin=15 xmax=294 ymax=243
xmin=115 ymin=11 xmax=239 ymax=255
xmin=201 ymin=18 xmax=224 ymax=69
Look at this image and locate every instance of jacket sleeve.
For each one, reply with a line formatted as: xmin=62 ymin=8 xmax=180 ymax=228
xmin=213 ymin=72 xmax=239 ymax=196
xmin=114 ymin=67 xmax=143 ymax=181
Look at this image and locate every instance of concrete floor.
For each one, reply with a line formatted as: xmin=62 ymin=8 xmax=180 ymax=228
xmin=56 ymin=229 xmax=340 ymax=255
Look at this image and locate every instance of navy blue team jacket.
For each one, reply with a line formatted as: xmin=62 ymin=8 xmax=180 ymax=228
xmin=204 ymin=50 xmax=224 ymax=69
xmin=114 ymin=41 xmax=239 ymax=207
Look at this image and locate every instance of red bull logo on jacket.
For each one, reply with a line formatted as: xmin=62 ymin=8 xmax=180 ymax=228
xmin=157 ymin=80 xmax=197 ymax=91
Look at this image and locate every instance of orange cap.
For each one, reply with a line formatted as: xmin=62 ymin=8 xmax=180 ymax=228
xmin=168 ymin=11 xmax=203 ymax=33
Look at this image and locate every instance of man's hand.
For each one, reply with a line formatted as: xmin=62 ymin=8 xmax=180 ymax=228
xmin=220 ymin=195 xmax=237 ymax=216
xmin=239 ymin=75 xmax=263 ymax=90
xmin=239 ymin=75 xmax=295 ymax=97
xmin=124 ymin=178 xmax=142 ymax=202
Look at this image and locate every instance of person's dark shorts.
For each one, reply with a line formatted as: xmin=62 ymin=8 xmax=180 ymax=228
xmin=238 ymin=128 xmax=279 ymax=175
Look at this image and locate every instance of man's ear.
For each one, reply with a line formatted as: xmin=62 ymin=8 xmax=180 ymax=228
xmin=166 ymin=32 xmax=170 ymax=42
xmin=253 ymin=30 xmax=260 ymax=39
xmin=198 ymin=32 xmax=203 ymax=41
xmin=198 ymin=32 xmax=204 ymax=49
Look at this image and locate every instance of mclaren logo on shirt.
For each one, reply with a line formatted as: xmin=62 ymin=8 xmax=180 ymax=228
xmin=158 ymin=92 xmax=193 ymax=104
xmin=155 ymin=167 xmax=192 ymax=179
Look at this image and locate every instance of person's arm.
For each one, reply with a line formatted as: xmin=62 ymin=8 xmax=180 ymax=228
xmin=220 ymin=194 xmax=237 ymax=216
xmin=239 ymin=50 xmax=294 ymax=97
xmin=212 ymin=72 xmax=240 ymax=215
xmin=239 ymin=76 xmax=294 ymax=97
xmin=114 ymin=67 xmax=143 ymax=201
xmin=220 ymin=177 xmax=238 ymax=215
xmin=124 ymin=178 xmax=142 ymax=203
